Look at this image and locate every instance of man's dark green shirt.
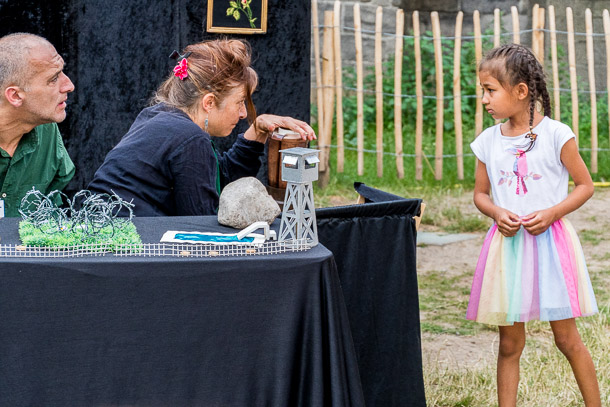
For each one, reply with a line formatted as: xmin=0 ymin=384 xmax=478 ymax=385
xmin=0 ymin=123 xmax=75 ymax=217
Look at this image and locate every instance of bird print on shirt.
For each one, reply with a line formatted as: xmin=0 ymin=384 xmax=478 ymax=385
xmin=497 ymin=148 xmax=542 ymax=194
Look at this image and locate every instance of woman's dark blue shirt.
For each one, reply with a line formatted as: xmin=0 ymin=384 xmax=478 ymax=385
xmin=88 ymin=103 xmax=264 ymax=216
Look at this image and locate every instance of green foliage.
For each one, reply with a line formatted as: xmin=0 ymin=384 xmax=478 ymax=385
xmin=19 ymin=220 xmax=142 ymax=249
xmin=441 ymin=207 xmax=490 ymax=233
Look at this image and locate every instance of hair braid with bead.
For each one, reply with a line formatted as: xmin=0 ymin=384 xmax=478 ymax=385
xmin=479 ymin=44 xmax=551 ymax=150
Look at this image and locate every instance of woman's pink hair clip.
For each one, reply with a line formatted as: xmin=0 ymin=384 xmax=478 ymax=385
xmin=173 ymin=58 xmax=189 ymax=80
xmin=169 ymin=50 xmax=192 ymax=81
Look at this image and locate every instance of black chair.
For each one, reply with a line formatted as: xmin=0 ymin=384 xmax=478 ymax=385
xmin=316 ymin=182 xmax=425 ymax=407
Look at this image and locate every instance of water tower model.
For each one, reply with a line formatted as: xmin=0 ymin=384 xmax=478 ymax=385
xmin=278 ymin=147 xmax=320 ymax=246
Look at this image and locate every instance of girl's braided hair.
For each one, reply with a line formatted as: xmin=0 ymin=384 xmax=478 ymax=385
xmin=479 ymin=44 xmax=551 ymax=150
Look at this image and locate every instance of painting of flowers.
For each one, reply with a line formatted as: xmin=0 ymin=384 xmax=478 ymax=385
xmin=207 ymin=0 xmax=268 ymax=34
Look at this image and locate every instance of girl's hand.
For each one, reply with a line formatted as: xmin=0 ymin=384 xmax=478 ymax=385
xmin=245 ymin=114 xmax=317 ymax=144
xmin=474 ymin=161 xmax=521 ymax=237
xmin=493 ymin=208 xmax=522 ymax=237
xmin=521 ymin=209 xmax=556 ymax=236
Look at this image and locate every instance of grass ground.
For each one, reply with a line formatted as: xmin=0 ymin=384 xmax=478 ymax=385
xmin=416 ymin=188 xmax=610 ymax=407
xmin=314 ymin=175 xmax=610 ymax=406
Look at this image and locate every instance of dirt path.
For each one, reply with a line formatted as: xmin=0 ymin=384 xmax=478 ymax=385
xmin=417 ymin=187 xmax=610 ymax=368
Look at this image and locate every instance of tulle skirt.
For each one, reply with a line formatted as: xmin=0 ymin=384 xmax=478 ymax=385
xmin=466 ymin=218 xmax=598 ymax=326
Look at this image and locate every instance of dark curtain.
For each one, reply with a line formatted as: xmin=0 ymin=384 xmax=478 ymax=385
xmin=316 ymin=183 xmax=426 ymax=407
xmin=0 ymin=0 xmax=310 ymax=194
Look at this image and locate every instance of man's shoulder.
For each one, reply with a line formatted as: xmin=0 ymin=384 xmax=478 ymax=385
xmin=33 ymin=122 xmax=61 ymax=136
xmin=30 ymin=122 xmax=62 ymax=146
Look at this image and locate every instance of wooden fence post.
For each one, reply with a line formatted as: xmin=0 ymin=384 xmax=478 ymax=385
xmin=413 ymin=11 xmax=423 ymax=180
xmin=431 ymin=11 xmax=443 ymax=180
xmin=394 ymin=9 xmax=405 ymax=179
xmin=354 ymin=4 xmax=364 ymax=176
xmin=494 ymin=8 xmax=501 ymax=48
xmin=586 ymin=8 xmax=598 ymax=173
xmin=603 ymin=9 xmax=610 ymax=147
xmin=454 ymin=11 xmax=464 ymax=180
xmin=566 ymin=7 xmax=579 ymax=143
xmin=538 ymin=7 xmax=545 ymax=67
xmin=511 ymin=6 xmax=520 ymax=44
xmin=312 ymin=0 xmax=325 ymax=158
xmin=532 ymin=4 xmax=540 ymax=58
xmin=474 ymin=10 xmax=483 ymax=140
xmin=333 ymin=1 xmax=344 ymax=173
xmin=549 ymin=5 xmax=560 ymax=120
xmin=375 ymin=6 xmax=384 ymax=177
xmin=532 ymin=4 xmax=545 ymax=66
xmin=320 ymin=10 xmax=335 ymax=184
xmin=492 ymin=8 xmax=500 ymax=133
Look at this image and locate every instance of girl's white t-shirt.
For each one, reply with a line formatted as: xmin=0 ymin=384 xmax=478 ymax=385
xmin=470 ymin=116 xmax=574 ymax=217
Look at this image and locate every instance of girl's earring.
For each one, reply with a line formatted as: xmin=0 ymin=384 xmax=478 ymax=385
xmin=204 ymin=117 xmax=209 ymax=133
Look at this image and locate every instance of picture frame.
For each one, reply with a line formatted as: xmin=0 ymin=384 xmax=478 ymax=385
xmin=207 ymin=0 xmax=268 ymax=34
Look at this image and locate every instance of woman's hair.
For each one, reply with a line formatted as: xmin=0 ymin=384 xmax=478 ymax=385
xmin=154 ymin=39 xmax=258 ymax=123
xmin=479 ymin=43 xmax=551 ymax=130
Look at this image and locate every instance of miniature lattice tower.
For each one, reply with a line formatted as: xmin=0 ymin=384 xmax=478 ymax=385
xmin=278 ymin=147 xmax=320 ymax=246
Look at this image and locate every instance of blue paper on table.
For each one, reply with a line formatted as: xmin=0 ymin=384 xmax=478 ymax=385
xmin=160 ymin=231 xmax=265 ymax=245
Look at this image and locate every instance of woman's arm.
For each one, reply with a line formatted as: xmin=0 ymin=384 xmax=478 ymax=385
xmin=474 ymin=160 xmax=522 ymax=237
xmin=522 ymin=138 xmax=593 ymax=235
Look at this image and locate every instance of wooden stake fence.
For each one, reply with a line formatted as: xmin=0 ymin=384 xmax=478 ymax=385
xmin=312 ymin=0 xmax=324 ymax=164
xmin=314 ymin=3 xmax=609 ymax=181
xmin=394 ymin=9 xmax=405 ymax=179
xmin=586 ymin=8 xmax=598 ymax=173
xmin=566 ymin=7 xmax=579 ymax=143
xmin=549 ymin=5 xmax=560 ymax=120
xmin=473 ymin=10 xmax=483 ymax=140
xmin=333 ymin=1 xmax=344 ymax=173
xmin=321 ymin=10 xmax=334 ymax=178
xmin=431 ymin=11 xmax=443 ymax=180
xmin=605 ymin=10 xmax=610 ymax=146
xmin=375 ymin=6 xmax=384 ymax=178
xmin=354 ymin=4 xmax=364 ymax=176
xmin=454 ymin=11 xmax=464 ymax=180
xmin=413 ymin=11 xmax=423 ymax=180
xmin=494 ymin=8 xmax=500 ymax=48
xmin=511 ymin=6 xmax=520 ymax=44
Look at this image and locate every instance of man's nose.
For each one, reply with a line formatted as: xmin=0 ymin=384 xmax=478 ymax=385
xmin=61 ymin=73 xmax=75 ymax=93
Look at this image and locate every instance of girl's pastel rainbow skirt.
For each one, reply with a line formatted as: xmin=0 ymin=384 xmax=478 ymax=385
xmin=466 ymin=218 xmax=598 ymax=326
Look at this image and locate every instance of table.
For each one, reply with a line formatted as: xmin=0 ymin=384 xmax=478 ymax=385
xmin=0 ymin=217 xmax=364 ymax=407
xmin=316 ymin=183 xmax=426 ymax=407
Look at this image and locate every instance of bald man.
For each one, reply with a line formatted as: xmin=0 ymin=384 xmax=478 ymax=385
xmin=0 ymin=33 xmax=75 ymax=217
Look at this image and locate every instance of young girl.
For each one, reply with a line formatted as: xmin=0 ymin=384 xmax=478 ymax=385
xmin=466 ymin=44 xmax=601 ymax=406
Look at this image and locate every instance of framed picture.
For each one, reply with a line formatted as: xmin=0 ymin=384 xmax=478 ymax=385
xmin=207 ymin=0 xmax=268 ymax=34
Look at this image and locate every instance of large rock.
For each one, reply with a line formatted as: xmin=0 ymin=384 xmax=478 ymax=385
xmin=218 ymin=177 xmax=281 ymax=229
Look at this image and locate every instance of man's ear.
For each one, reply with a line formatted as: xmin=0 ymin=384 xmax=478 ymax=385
xmin=201 ymin=92 xmax=216 ymax=113
xmin=515 ymin=82 xmax=529 ymax=101
xmin=4 ymin=86 xmax=24 ymax=107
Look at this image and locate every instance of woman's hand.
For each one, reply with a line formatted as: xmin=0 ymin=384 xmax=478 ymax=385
xmin=244 ymin=114 xmax=317 ymax=143
xmin=521 ymin=209 xmax=557 ymax=236
xmin=493 ymin=208 xmax=522 ymax=237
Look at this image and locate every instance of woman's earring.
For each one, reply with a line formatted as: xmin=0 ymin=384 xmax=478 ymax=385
xmin=204 ymin=117 xmax=209 ymax=133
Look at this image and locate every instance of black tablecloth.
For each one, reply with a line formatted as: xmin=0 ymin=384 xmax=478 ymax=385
xmin=316 ymin=183 xmax=426 ymax=407
xmin=0 ymin=217 xmax=364 ymax=407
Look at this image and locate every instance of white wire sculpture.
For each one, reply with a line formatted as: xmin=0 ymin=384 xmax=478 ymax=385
xmin=19 ymin=188 xmax=134 ymax=239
